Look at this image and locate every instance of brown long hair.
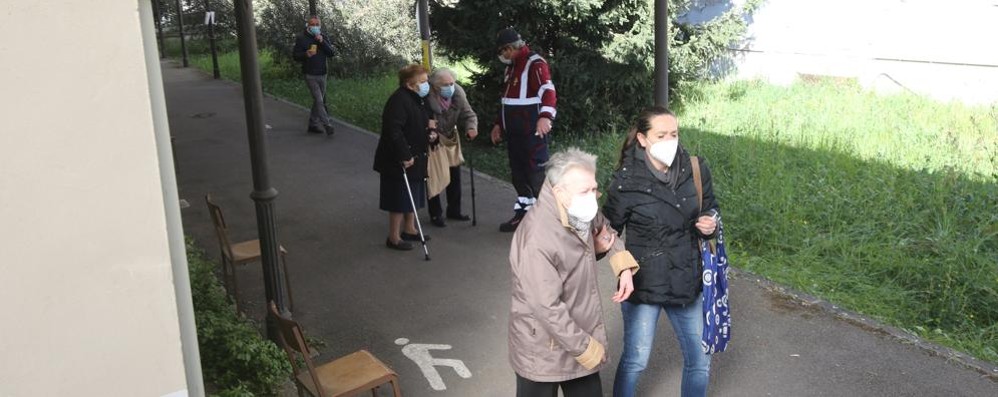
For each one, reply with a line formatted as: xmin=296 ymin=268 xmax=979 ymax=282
xmin=617 ymin=106 xmax=675 ymax=169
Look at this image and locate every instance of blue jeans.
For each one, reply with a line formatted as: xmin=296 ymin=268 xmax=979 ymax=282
xmin=613 ymin=295 xmax=710 ymax=397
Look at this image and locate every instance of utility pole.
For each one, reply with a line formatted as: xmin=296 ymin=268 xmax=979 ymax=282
xmin=153 ymin=0 xmax=166 ymax=59
xmin=417 ymin=0 xmax=432 ymax=69
xmin=233 ymin=0 xmax=290 ymax=342
xmin=309 ymin=0 xmax=317 ymax=16
xmin=205 ymin=0 xmax=221 ymax=78
xmin=654 ymin=0 xmax=669 ymax=107
xmin=175 ymin=0 xmax=189 ymax=67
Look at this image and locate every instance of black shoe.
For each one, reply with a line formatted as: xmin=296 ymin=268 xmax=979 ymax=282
xmin=499 ymin=211 xmax=526 ymax=233
xmin=447 ymin=213 xmax=472 ymax=222
xmin=307 ymin=126 xmax=324 ymax=134
xmin=324 ymin=124 xmax=336 ymax=136
xmin=385 ymin=238 xmax=414 ymax=251
xmin=401 ymin=232 xmax=430 ymax=242
xmin=430 ymin=216 xmax=447 ymax=228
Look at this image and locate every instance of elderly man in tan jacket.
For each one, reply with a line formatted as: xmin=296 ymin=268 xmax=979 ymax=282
xmin=509 ymin=148 xmax=639 ymax=396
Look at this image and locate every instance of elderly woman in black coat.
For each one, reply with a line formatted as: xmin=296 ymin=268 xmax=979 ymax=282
xmin=373 ymin=64 xmax=438 ymax=250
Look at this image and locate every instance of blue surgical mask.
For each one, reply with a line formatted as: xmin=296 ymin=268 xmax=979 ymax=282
xmin=417 ymin=82 xmax=430 ymax=98
xmin=439 ymin=84 xmax=455 ymax=99
xmin=308 ymin=26 xmax=321 ymax=36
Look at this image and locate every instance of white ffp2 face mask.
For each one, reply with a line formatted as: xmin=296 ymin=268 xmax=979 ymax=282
xmin=649 ymin=139 xmax=679 ymax=167
xmin=567 ymin=193 xmax=599 ymax=223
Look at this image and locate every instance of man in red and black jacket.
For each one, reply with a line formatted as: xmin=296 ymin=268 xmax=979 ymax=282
xmin=490 ymin=28 xmax=557 ymax=232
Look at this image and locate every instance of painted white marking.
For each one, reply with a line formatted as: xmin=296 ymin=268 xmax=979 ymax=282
xmin=395 ymin=338 xmax=472 ymax=391
xmin=204 ymin=11 xmax=215 ymax=25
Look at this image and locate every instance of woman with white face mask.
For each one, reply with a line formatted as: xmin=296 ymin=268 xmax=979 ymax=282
xmin=424 ymin=68 xmax=479 ymax=227
xmin=603 ymin=106 xmax=721 ymax=397
xmin=373 ymin=64 xmax=438 ymax=251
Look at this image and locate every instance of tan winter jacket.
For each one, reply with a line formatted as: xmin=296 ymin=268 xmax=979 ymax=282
xmin=508 ymin=183 xmax=640 ymax=382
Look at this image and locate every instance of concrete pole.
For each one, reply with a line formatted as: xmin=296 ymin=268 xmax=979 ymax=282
xmin=654 ymin=0 xmax=669 ymax=107
xmin=233 ymin=0 xmax=290 ymax=342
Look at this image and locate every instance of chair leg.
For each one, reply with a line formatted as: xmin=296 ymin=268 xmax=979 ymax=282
xmin=281 ymin=252 xmax=295 ymax=312
xmin=230 ymin=261 xmax=241 ymax=313
xmin=390 ymin=377 xmax=402 ymax=397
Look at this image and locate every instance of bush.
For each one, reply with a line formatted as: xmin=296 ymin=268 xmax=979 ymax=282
xmin=430 ymin=0 xmax=760 ymax=136
xmin=187 ymin=238 xmax=292 ymax=396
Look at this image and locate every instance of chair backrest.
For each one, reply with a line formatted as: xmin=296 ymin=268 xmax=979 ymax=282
xmin=204 ymin=194 xmax=235 ymax=260
xmin=268 ymin=302 xmax=325 ymax=397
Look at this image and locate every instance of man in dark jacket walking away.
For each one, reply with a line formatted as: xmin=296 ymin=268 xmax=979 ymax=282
xmin=292 ymin=16 xmax=336 ymax=135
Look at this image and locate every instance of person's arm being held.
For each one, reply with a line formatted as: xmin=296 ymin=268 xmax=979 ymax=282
xmin=592 ymin=212 xmax=638 ymax=303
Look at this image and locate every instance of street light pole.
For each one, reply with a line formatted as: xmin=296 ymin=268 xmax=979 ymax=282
xmin=175 ymin=0 xmax=189 ymax=67
xmin=654 ymin=0 xmax=669 ymax=107
xmin=233 ymin=0 xmax=289 ymax=342
xmin=205 ymin=0 xmax=221 ymax=79
xmin=309 ymin=0 xmax=317 ymax=16
xmin=153 ymin=0 xmax=166 ymax=59
xmin=417 ymin=0 xmax=432 ymax=69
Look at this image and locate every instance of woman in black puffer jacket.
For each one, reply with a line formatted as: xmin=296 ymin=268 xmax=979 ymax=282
xmin=602 ymin=106 xmax=719 ymax=397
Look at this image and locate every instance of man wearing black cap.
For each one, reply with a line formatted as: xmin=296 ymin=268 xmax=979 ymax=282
xmin=490 ymin=28 xmax=558 ymax=232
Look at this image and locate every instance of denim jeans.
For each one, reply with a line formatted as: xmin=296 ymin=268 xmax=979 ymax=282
xmin=613 ymin=294 xmax=710 ymax=397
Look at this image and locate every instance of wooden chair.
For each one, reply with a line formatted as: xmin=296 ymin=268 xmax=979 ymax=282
xmin=268 ymin=302 xmax=402 ymax=397
xmin=205 ymin=194 xmax=294 ymax=312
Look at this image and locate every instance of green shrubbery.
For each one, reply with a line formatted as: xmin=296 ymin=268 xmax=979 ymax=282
xmin=187 ymin=238 xmax=291 ymax=396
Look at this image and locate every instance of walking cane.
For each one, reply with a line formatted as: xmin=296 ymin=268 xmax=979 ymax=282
xmin=401 ymin=164 xmax=431 ymax=261
xmin=468 ymin=149 xmax=477 ymax=227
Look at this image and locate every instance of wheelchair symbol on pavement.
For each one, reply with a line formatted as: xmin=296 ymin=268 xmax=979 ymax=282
xmin=395 ymin=338 xmax=472 ymax=391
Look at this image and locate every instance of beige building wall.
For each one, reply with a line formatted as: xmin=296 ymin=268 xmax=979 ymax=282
xmin=0 ymin=2 xmax=189 ymax=396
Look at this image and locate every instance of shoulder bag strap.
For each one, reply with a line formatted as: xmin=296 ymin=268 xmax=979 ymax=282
xmin=691 ymin=156 xmax=703 ymax=213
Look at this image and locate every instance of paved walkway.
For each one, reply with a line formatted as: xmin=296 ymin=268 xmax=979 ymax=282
xmin=163 ymin=61 xmax=997 ymax=396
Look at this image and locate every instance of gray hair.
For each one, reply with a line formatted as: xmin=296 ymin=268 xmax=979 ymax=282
xmin=545 ymin=147 xmax=597 ymax=187
xmin=509 ymin=39 xmax=526 ymax=49
xmin=429 ymin=68 xmax=456 ymax=85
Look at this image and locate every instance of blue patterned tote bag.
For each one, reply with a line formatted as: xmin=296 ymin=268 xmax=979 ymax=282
xmin=691 ymin=157 xmax=732 ymax=354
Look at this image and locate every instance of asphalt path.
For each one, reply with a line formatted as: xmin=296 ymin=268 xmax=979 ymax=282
xmin=163 ymin=61 xmax=997 ymax=396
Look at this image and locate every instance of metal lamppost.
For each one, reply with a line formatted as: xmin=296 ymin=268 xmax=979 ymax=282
xmin=153 ymin=0 xmax=166 ymax=59
xmin=205 ymin=0 xmax=221 ymax=79
xmin=654 ymin=0 xmax=669 ymax=107
xmin=417 ymin=0 xmax=432 ymax=68
xmin=233 ymin=0 xmax=289 ymax=342
xmin=309 ymin=0 xmax=317 ymax=16
xmin=175 ymin=0 xmax=189 ymax=67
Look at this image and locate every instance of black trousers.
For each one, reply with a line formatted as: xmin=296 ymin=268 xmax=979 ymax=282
xmin=515 ymin=373 xmax=602 ymax=397
xmin=428 ymin=165 xmax=462 ymax=218
xmin=503 ymin=104 xmax=549 ymax=210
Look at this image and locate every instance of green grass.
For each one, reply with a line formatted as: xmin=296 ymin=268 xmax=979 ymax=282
xmin=169 ymin=44 xmax=998 ymax=365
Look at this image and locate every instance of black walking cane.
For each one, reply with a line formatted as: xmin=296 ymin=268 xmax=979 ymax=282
xmin=401 ymin=164 xmax=431 ymax=261
xmin=468 ymin=148 xmax=478 ymax=226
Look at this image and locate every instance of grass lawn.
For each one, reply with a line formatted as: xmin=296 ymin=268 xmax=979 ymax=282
xmin=167 ymin=42 xmax=998 ymax=364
